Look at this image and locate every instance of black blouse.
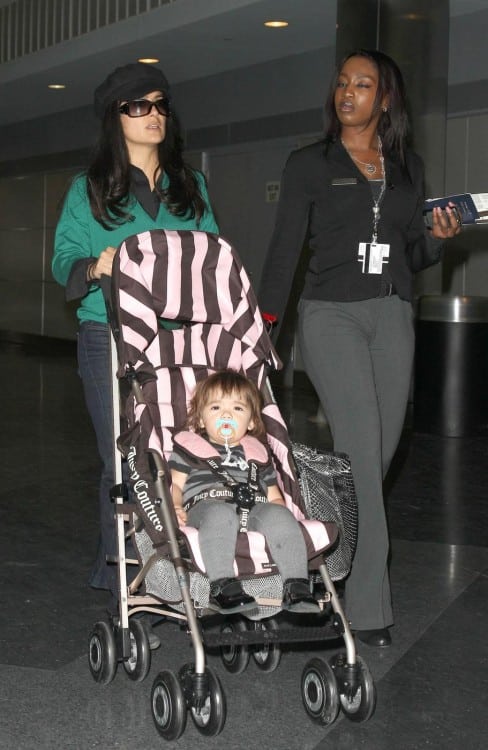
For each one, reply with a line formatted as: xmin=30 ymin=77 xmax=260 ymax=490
xmin=258 ymin=139 xmax=444 ymax=319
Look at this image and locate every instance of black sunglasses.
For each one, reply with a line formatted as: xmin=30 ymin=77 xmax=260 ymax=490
xmin=118 ymin=97 xmax=171 ymax=118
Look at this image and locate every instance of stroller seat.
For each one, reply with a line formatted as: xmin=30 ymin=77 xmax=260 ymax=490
xmin=111 ymin=228 xmax=338 ymax=617
xmin=135 ymin=429 xmax=338 ymax=618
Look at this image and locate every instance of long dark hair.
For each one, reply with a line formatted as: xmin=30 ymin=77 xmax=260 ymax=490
xmin=324 ymin=49 xmax=410 ymax=165
xmin=86 ymin=101 xmax=206 ymax=228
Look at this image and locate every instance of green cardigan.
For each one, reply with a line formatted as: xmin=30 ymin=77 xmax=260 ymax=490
xmin=52 ymin=171 xmax=219 ymax=323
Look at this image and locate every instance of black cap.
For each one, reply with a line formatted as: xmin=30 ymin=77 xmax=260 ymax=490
xmin=94 ymin=62 xmax=171 ymax=118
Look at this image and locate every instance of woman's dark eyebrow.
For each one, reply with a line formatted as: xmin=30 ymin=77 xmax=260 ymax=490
xmin=339 ymin=72 xmax=375 ymax=79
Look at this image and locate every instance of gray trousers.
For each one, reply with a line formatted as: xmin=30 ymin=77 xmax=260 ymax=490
xmin=298 ymin=296 xmax=415 ymax=630
xmin=187 ymin=499 xmax=309 ymax=583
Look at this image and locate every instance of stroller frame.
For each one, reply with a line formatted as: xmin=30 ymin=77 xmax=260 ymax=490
xmin=87 ymin=229 xmax=376 ymax=740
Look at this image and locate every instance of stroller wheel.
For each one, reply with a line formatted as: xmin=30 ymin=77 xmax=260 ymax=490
xmin=220 ymin=617 xmax=250 ymax=674
xmin=123 ymin=618 xmax=151 ymax=682
xmin=251 ymin=617 xmax=281 ymax=672
xmin=331 ymin=653 xmax=376 ymax=722
xmin=88 ymin=621 xmax=117 ymax=684
xmin=189 ymin=667 xmax=226 ymax=736
xmin=301 ymin=657 xmax=340 ymax=726
xmin=151 ymin=670 xmax=187 ymax=740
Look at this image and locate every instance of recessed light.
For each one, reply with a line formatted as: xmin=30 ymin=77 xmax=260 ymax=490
xmin=48 ymin=84 xmax=66 ymax=89
xmin=264 ymin=20 xmax=289 ymax=28
xmin=138 ymin=57 xmax=160 ymax=64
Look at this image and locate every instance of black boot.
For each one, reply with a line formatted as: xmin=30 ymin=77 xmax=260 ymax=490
xmin=355 ymin=628 xmax=392 ymax=647
xmin=282 ymin=578 xmax=320 ymax=614
xmin=208 ymin=578 xmax=257 ymax=614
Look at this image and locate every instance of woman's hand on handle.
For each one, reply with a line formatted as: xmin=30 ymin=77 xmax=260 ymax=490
xmin=87 ymin=246 xmax=117 ymax=281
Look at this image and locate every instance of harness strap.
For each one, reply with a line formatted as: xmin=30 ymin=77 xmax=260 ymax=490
xmin=205 ymin=456 xmax=260 ymax=492
xmin=172 ymin=431 xmax=272 ymax=530
xmin=173 ymin=431 xmax=269 ymax=464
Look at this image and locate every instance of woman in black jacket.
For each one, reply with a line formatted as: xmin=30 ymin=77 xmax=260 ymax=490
xmin=258 ymin=50 xmax=460 ymax=647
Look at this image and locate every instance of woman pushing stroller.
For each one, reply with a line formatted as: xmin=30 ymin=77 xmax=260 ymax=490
xmin=52 ymin=62 xmax=218 ymax=611
xmin=169 ymin=370 xmax=320 ymax=615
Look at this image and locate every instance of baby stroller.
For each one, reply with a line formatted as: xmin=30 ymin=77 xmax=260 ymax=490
xmin=87 ymin=229 xmax=376 ymax=740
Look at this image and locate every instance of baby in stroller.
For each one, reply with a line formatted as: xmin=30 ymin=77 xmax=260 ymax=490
xmin=169 ymin=369 xmax=319 ymax=615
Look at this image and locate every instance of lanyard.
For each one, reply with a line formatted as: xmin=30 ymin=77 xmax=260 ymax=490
xmin=371 ymin=176 xmax=386 ymax=244
xmin=371 ymin=139 xmax=386 ymax=243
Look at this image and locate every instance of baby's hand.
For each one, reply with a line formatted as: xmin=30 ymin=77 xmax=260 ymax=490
xmin=174 ymin=505 xmax=187 ymax=526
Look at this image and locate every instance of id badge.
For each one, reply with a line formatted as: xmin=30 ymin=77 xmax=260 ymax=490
xmin=358 ymin=242 xmax=390 ymax=274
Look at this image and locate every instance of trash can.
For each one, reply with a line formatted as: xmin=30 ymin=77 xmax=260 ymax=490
xmin=414 ymin=295 xmax=488 ymax=437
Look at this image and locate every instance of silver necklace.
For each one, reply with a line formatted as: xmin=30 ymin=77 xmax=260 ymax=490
xmin=342 ymin=136 xmax=383 ymax=176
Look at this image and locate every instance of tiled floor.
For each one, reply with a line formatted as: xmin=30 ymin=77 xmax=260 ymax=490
xmin=1 ymin=337 xmax=487 ymax=750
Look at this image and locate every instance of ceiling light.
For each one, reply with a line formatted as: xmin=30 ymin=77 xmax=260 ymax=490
xmin=264 ymin=20 xmax=289 ymax=28
xmin=138 ymin=57 xmax=160 ymax=64
xmin=48 ymin=84 xmax=66 ymax=89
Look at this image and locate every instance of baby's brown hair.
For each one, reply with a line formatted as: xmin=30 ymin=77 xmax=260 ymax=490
xmin=186 ymin=369 xmax=266 ymax=441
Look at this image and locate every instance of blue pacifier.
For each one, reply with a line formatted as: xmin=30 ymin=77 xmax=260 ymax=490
xmin=216 ymin=417 xmax=238 ymax=440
